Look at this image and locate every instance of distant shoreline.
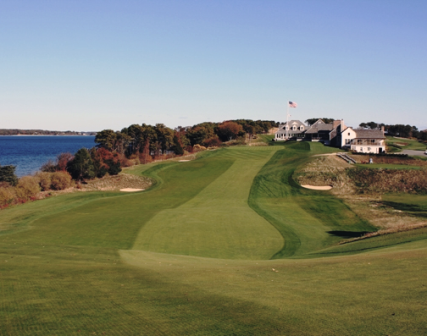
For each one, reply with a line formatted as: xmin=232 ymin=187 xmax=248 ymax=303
xmin=4 ymin=134 xmax=95 ymax=136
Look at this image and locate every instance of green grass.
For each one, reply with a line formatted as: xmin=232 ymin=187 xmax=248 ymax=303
xmin=1 ymin=143 xmax=427 ymax=335
xmin=355 ymin=163 xmax=423 ymax=170
xmin=386 ymin=136 xmax=426 ymax=151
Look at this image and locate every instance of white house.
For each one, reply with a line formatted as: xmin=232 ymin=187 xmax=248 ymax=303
xmin=349 ymin=129 xmax=386 ymax=154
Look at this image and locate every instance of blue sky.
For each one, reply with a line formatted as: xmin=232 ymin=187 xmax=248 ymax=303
xmin=1 ymin=0 xmax=426 ymax=131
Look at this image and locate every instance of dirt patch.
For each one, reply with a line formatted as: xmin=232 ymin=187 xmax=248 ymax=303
xmin=120 ymin=188 xmax=144 ymax=192
xmin=81 ymin=174 xmax=152 ymax=192
xmin=301 ymin=185 xmax=332 ymax=190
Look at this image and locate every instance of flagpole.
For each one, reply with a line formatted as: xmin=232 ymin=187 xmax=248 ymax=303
xmin=286 ymin=101 xmax=289 ymax=140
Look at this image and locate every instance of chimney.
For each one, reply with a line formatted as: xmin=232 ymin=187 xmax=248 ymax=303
xmin=332 ymin=120 xmax=341 ymax=129
xmin=381 ymin=126 xmax=385 ymax=134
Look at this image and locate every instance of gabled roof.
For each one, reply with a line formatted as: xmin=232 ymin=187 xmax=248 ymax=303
xmin=305 ymin=122 xmax=334 ymax=134
xmin=354 ymin=129 xmax=385 ymax=139
xmin=276 ymin=120 xmax=306 ymax=135
xmin=279 ymin=120 xmax=305 ymax=128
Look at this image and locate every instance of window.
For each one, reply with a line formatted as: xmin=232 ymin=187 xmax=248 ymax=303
xmin=345 ymin=139 xmax=351 ymax=144
xmin=348 ymin=133 xmax=350 ymax=136
xmin=300 ymin=126 xmax=304 ymax=130
xmin=371 ymin=139 xmax=375 ymax=144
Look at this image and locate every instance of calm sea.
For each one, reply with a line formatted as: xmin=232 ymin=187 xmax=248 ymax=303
xmin=0 ymin=136 xmax=96 ymax=177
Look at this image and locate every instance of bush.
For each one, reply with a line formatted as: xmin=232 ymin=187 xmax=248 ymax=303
xmin=0 ymin=186 xmax=16 ymax=207
xmin=50 ymin=171 xmax=73 ymax=190
xmin=40 ymin=160 xmax=57 ymax=172
xmin=193 ymin=144 xmax=207 ymax=152
xmin=15 ymin=176 xmax=41 ymax=200
xmin=203 ymin=137 xmax=222 ymax=147
xmin=36 ymin=172 xmax=52 ymax=191
xmin=138 ymin=152 xmax=153 ymax=164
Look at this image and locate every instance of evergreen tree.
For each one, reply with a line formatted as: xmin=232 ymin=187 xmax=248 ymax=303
xmin=67 ymin=148 xmax=95 ymax=181
xmin=0 ymin=165 xmax=18 ymax=186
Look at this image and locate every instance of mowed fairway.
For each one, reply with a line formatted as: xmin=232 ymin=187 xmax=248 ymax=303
xmin=133 ymin=147 xmax=283 ymax=259
xmin=1 ymin=143 xmax=427 ymax=335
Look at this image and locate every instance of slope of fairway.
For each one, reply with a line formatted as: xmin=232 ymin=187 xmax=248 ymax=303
xmin=133 ymin=147 xmax=284 ymax=259
xmin=249 ymin=142 xmax=376 ymax=258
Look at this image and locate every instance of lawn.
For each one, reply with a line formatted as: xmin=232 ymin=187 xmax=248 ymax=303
xmin=386 ymin=136 xmax=426 ymax=151
xmin=355 ymin=163 xmax=423 ymax=170
xmin=1 ymin=142 xmax=427 ymax=335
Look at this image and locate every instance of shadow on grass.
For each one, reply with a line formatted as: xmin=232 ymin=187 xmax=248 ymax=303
xmin=327 ymin=230 xmax=370 ymax=238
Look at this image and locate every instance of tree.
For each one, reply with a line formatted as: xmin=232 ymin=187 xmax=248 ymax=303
xmin=172 ymin=135 xmax=184 ymax=155
xmin=95 ymin=130 xmax=117 ymax=151
xmin=0 ymin=165 xmax=18 ymax=186
xmin=57 ymin=153 xmax=74 ymax=171
xmin=155 ymin=124 xmax=174 ymax=153
xmin=217 ymin=121 xmax=243 ymax=141
xmin=305 ymin=118 xmax=334 ymax=125
xmin=67 ymin=148 xmax=95 ymax=181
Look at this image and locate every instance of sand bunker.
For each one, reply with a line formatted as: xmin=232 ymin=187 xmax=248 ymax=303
xmin=301 ymin=185 xmax=332 ymax=191
xmin=178 ymin=160 xmax=190 ymax=162
xmin=120 ymin=188 xmax=144 ymax=192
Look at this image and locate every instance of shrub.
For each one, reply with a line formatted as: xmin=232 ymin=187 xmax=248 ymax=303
xmin=15 ymin=176 xmax=41 ymax=200
xmin=0 ymin=186 xmax=16 ymax=207
xmin=40 ymin=160 xmax=57 ymax=172
xmin=203 ymin=137 xmax=222 ymax=147
xmin=50 ymin=171 xmax=73 ymax=190
xmin=36 ymin=172 xmax=52 ymax=191
xmin=138 ymin=152 xmax=153 ymax=164
xmin=193 ymin=144 xmax=207 ymax=152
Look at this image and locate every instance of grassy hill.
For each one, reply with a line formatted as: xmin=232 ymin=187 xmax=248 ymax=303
xmin=1 ymin=142 xmax=427 ymax=335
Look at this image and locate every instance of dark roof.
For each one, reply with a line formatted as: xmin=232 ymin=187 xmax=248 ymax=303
xmin=276 ymin=120 xmax=306 ymax=135
xmin=305 ymin=123 xmax=333 ymax=134
xmin=280 ymin=120 xmax=305 ymax=127
xmin=354 ymin=129 xmax=385 ymax=139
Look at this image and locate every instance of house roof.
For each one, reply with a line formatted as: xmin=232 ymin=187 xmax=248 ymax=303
xmin=276 ymin=120 xmax=306 ymax=135
xmin=305 ymin=123 xmax=334 ymax=134
xmin=279 ymin=120 xmax=305 ymax=127
xmin=354 ymin=129 xmax=385 ymax=139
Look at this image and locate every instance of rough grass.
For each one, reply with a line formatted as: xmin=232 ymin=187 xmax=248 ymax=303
xmin=1 ymin=143 xmax=427 ymax=335
xmin=81 ymin=173 xmax=152 ymax=191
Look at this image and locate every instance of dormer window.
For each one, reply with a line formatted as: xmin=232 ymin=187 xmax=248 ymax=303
xmin=300 ymin=126 xmax=304 ymax=130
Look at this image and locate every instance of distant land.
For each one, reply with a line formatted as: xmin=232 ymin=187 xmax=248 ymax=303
xmin=0 ymin=129 xmax=97 ymax=136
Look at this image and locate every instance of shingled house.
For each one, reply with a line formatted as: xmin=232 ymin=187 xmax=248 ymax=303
xmin=274 ymin=120 xmax=306 ymax=141
xmin=274 ymin=118 xmax=387 ymax=153
xmin=348 ymin=129 xmax=386 ymax=154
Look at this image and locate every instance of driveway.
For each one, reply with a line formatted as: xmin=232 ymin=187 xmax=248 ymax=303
xmin=402 ymin=150 xmax=427 ymax=156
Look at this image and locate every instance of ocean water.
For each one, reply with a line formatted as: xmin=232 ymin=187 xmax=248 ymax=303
xmin=0 ymin=136 xmax=96 ymax=177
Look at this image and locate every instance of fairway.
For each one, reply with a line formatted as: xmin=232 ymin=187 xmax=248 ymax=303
xmin=1 ymin=143 xmax=427 ymax=335
xmin=133 ymin=147 xmax=283 ymax=259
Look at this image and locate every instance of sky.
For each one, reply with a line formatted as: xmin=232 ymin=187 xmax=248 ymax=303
xmin=1 ymin=0 xmax=426 ymax=131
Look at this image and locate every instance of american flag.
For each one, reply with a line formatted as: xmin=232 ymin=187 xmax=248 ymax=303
xmin=289 ymin=101 xmax=298 ymax=108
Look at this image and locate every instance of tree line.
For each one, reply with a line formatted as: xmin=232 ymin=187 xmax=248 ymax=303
xmin=0 ymin=119 xmax=278 ymax=208
xmin=358 ymin=121 xmax=427 ymax=140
